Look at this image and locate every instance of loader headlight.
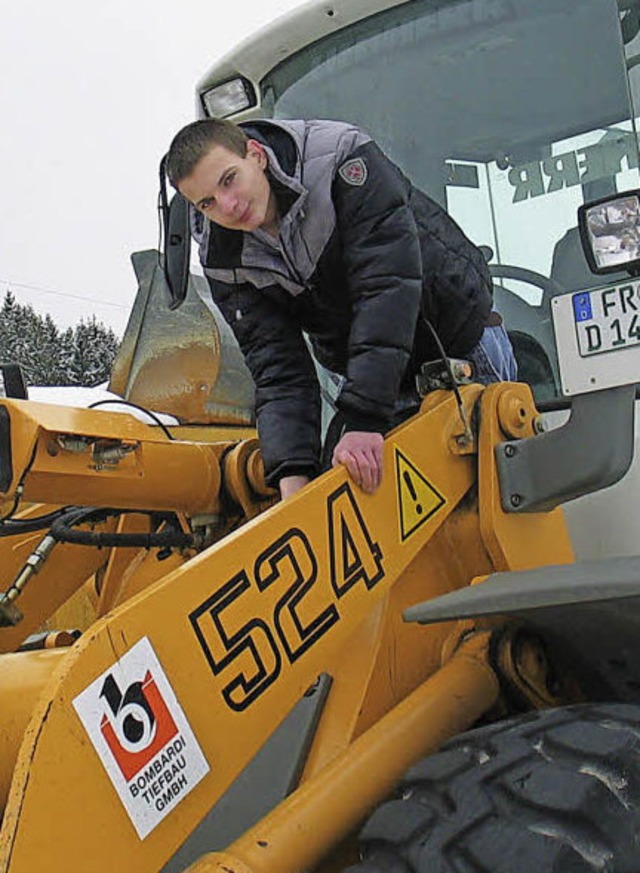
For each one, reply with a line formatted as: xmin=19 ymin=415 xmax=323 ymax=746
xmin=200 ymin=77 xmax=257 ymax=118
xmin=579 ymin=190 xmax=640 ymax=275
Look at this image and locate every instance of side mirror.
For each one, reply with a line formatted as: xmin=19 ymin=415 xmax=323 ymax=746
xmin=578 ymin=190 xmax=640 ymax=275
xmin=0 ymin=364 xmax=28 ymax=399
xmin=158 ymin=155 xmax=191 ymax=310
xmin=163 ymin=192 xmax=191 ymax=310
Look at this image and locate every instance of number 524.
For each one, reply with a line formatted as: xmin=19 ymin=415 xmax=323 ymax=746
xmin=189 ymin=483 xmax=384 ymax=711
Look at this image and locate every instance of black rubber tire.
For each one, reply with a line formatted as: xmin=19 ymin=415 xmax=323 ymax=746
xmin=347 ymin=704 xmax=640 ymax=873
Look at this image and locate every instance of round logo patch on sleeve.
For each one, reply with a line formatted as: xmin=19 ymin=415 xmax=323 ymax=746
xmin=338 ymin=157 xmax=368 ymax=187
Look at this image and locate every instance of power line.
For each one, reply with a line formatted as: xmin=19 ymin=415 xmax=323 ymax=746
xmin=0 ymin=277 xmax=129 ymax=310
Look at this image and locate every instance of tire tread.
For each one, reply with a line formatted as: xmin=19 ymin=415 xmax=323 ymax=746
xmin=347 ymin=704 xmax=640 ymax=873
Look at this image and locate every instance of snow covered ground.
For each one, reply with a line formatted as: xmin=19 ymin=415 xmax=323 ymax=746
xmin=27 ymin=384 xmax=179 ymax=425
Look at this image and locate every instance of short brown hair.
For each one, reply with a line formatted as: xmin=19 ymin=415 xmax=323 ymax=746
xmin=166 ymin=118 xmax=249 ymax=186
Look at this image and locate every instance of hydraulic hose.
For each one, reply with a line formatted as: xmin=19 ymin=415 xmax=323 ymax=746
xmin=0 ymin=506 xmax=193 ymax=626
xmin=0 ymin=507 xmax=72 ymax=537
xmin=49 ymin=506 xmax=194 ymax=549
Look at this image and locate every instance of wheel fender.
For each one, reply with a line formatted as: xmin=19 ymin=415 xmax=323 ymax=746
xmin=404 ymin=556 xmax=640 ymax=701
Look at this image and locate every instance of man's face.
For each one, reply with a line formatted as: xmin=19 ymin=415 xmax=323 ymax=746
xmin=177 ymin=140 xmax=276 ymax=232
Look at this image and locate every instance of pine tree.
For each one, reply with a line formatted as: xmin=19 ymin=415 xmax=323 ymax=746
xmin=0 ymin=297 xmax=43 ymax=384
xmin=0 ymin=291 xmax=119 ymax=387
xmin=0 ymin=292 xmax=19 ymax=368
xmin=57 ymin=327 xmax=76 ymax=385
xmin=30 ymin=313 xmax=62 ymax=385
xmin=69 ymin=317 xmax=119 ymax=387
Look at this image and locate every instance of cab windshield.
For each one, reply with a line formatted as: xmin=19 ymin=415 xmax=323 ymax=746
xmin=261 ymin=0 xmax=640 ymax=401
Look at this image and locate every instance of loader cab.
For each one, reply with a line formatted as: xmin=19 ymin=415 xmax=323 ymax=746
xmin=196 ymin=0 xmax=640 ymax=406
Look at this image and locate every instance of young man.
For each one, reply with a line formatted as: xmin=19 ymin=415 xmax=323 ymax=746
xmin=166 ymin=118 xmax=516 ymax=499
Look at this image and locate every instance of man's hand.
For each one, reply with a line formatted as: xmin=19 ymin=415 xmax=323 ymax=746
xmin=332 ymin=431 xmax=383 ymax=494
xmin=279 ymin=474 xmax=310 ymax=500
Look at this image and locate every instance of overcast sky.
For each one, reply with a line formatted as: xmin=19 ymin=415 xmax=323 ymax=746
xmin=0 ymin=0 xmax=305 ymax=334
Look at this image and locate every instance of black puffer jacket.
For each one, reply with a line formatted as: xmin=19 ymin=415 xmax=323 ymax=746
xmin=199 ymin=119 xmax=492 ymax=486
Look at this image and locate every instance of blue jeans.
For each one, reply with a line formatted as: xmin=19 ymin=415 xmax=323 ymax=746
xmin=466 ymin=322 xmax=518 ymax=385
xmin=387 ymin=316 xmax=518 ymax=428
xmin=325 ymin=317 xmax=518 ymax=449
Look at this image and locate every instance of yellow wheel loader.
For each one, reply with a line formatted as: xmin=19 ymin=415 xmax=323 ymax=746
xmin=1 ymin=240 xmax=639 ymax=871
xmin=4 ymin=1 xmax=640 ymax=871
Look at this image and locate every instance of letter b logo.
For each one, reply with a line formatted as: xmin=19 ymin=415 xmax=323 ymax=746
xmin=99 ymin=670 xmax=178 ymax=781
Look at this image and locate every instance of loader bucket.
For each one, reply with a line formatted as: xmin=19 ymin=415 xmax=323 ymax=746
xmin=109 ymin=250 xmax=255 ymax=425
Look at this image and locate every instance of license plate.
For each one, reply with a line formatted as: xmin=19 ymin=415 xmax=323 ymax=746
xmin=573 ymin=282 xmax=640 ymax=357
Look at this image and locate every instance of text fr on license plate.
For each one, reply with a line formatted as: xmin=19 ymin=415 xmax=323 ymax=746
xmin=572 ymin=282 xmax=640 ymax=357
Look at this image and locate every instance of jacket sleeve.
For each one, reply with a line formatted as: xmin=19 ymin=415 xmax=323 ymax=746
xmin=331 ymin=140 xmax=423 ymax=432
xmin=207 ymin=278 xmax=322 ymax=487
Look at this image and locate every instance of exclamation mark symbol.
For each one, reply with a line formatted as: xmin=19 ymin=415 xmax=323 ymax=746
xmin=403 ymin=471 xmax=422 ymax=514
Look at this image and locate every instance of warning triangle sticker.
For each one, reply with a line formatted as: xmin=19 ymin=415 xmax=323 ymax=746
xmin=395 ymin=449 xmax=446 ymax=541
